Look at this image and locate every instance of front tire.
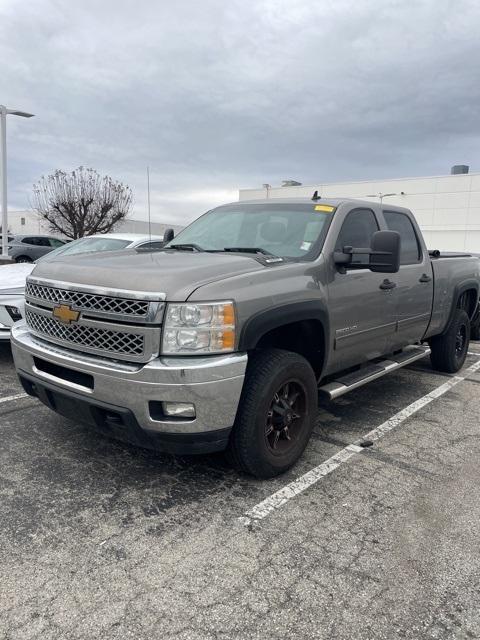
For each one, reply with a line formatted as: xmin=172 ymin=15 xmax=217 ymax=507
xmin=15 ymin=256 xmax=32 ymax=263
xmin=227 ymin=348 xmax=317 ymax=478
xmin=429 ymin=308 xmax=470 ymax=373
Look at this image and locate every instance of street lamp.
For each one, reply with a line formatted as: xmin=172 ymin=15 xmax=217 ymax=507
xmin=366 ymin=192 xmax=405 ymax=203
xmin=1 ymin=105 xmax=35 ymax=259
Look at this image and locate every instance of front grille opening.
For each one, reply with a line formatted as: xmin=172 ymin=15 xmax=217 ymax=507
xmin=26 ymin=310 xmax=145 ymax=356
xmin=33 ymin=357 xmax=94 ymax=390
xmin=25 ymin=282 xmax=150 ymax=317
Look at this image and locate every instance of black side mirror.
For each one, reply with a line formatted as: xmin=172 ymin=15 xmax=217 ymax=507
xmin=369 ymin=230 xmax=401 ymax=273
xmin=163 ymin=228 xmax=175 ymax=243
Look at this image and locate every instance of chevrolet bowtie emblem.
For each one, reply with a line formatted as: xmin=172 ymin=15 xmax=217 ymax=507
xmin=52 ymin=304 xmax=80 ymax=324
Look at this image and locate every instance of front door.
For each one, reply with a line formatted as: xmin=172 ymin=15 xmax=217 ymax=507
xmin=326 ymin=207 xmax=397 ymax=375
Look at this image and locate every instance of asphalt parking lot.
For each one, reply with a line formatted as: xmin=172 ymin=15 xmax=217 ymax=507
xmin=1 ymin=342 xmax=480 ymax=640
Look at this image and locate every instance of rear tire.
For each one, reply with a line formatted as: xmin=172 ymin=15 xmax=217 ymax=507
xmin=471 ymin=309 xmax=480 ymax=341
xmin=15 ymin=256 xmax=32 ymax=263
xmin=227 ymin=348 xmax=317 ymax=478
xmin=429 ymin=308 xmax=470 ymax=373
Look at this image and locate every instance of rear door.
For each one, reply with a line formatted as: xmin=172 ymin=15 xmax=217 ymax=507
xmin=382 ymin=210 xmax=433 ymax=348
xmin=326 ymin=207 xmax=397 ymax=374
xmin=19 ymin=236 xmax=50 ymax=259
xmin=32 ymin=237 xmax=53 ymax=258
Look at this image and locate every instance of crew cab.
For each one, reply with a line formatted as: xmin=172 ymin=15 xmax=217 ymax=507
xmin=10 ymin=197 xmax=480 ymax=477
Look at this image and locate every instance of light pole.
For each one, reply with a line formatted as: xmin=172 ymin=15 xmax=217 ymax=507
xmin=366 ymin=191 xmax=405 ymax=203
xmin=0 ymin=105 xmax=35 ymax=259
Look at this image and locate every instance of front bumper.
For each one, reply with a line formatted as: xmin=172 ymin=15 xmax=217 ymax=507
xmin=0 ymin=294 xmax=25 ymax=340
xmin=11 ymin=323 xmax=247 ymax=454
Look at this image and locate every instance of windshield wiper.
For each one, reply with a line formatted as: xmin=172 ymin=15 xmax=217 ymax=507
xmin=223 ymin=247 xmax=279 ymax=258
xmin=168 ymin=243 xmax=204 ymax=252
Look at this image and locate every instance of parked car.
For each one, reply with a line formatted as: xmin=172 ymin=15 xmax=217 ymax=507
xmin=0 ymin=264 xmax=33 ymax=340
xmin=11 ymin=198 xmax=480 ymax=477
xmin=30 ymin=233 xmax=165 ymax=262
xmin=0 ymin=233 xmax=164 ymax=340
xmin=8 ymin=235 xmax=67 ymax=262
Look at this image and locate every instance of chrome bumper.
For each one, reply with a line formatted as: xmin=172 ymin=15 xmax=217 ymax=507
xmin=11 ymin=323 xmax=247 ymax=438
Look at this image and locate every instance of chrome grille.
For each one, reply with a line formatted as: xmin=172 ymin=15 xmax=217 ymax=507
xmin=25 ymin=282 xmax=150 ymax=318
xmin=26 ymin=310 xmax=145 ymax=356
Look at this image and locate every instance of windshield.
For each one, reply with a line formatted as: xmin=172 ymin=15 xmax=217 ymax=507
xmin=36 ymin=237 xmax=132 ymax=263
xmin=167 ymin=203 xmax=333 ymax=259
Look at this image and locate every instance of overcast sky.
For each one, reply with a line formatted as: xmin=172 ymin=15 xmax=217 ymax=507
xmin=1 ymin=0 xmax=479 ymax=225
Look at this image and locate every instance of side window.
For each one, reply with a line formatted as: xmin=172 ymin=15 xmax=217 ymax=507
xmin=22 ymin=237 xmax=36 ymax=245
xmin=384 ymin=211 xmax=421 ymax=264
xmin=335 ymin=209 xmax=379 ymax=265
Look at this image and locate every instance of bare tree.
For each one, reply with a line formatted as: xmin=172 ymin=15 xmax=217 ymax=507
xmin=32 ymin=167 xmax=133 ymax=239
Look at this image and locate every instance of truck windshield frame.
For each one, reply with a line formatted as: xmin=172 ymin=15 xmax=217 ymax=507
xmin=165 ymin=203 xmax=335 ymax=261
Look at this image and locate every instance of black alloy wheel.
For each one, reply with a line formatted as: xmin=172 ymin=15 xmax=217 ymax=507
xmin=265 ymin=380 xmax=307 ymax=455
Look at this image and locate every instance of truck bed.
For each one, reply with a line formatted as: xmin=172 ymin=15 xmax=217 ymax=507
xmin=427 ymin=252 xmax=480 ymax=338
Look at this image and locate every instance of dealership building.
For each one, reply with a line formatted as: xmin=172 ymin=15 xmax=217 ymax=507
xmin=239 ymin=166 xmax=480 ymax=252
xmin=5 ymin=209 xmax=181 ymax=238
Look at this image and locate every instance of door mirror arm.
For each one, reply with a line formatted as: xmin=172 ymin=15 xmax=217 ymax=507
xmin=333 ymin=246 xmax=373 ymax=273
xmin=333 ymin=231 xmax=401 ymax=274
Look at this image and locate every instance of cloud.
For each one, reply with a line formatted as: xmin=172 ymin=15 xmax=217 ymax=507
xmin=1 ymin=0 xmax=480 ymax=225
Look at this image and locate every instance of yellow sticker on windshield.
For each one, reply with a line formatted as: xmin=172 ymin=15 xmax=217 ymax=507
xmin=314 ymin=204 xmax=335 ymax=212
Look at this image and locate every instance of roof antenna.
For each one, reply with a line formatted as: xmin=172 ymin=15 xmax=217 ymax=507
xmin=311 ymin=190 xmax=321 ymax=201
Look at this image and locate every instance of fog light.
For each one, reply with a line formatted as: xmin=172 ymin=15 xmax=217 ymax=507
xmin=162 ymin=402 xmax=196 ymax=418
xmin=6 ymin=306 xmax=22 ymax=322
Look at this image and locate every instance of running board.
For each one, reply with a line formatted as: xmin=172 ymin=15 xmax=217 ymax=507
xmin=318 ymin=345 xmax=431 ymax=400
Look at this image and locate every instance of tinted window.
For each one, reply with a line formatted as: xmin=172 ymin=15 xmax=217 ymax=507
xmin=22 ymin=236 xmax=50 ymax=246
xmin=384 ymin=211 xmax=421 ymax=264
xmin=335 ymin=209 xmax=379 ymax=265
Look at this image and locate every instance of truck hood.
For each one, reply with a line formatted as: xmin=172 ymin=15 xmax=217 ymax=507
xmin=29 ymin=249 xmax=266 ymax=300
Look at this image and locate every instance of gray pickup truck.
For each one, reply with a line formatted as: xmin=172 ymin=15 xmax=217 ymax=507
xmin=11 ymin=197 xmax=480 ymax=477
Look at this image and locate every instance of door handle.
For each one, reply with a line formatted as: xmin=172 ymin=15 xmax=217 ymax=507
xmin=379 ymin=279 xmax=397 ymax=290
xmin=419 ymin=273 xmax=432 ymax=283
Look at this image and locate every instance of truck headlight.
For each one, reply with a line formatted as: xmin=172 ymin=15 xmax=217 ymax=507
xmin=162 ymin=301 xmax=236 ymax=355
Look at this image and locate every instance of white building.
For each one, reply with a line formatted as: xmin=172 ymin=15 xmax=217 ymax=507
xmin=5 ymin=210 xmax=47 ymax=235
xmin=239 ymin=168 xmax=480 ymax=252
xmin=5 ymin=210 xmax=182 ymax=238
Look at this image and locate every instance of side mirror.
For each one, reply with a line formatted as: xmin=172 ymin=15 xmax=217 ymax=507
xmin=369 ymin=230 xmax=401 ymax=273
xmin=163 ymin=228 xmax=175 ymax=243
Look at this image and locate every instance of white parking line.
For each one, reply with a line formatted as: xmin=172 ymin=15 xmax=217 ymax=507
xmin=240 ymin=357 xmax=480 ymax=526
xmin=0 ymin=393 xmax=28 ymax=405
